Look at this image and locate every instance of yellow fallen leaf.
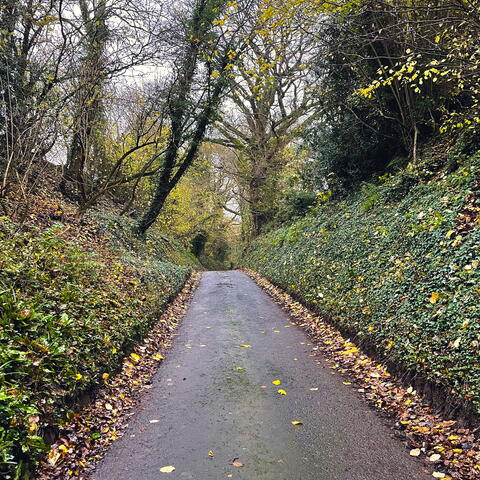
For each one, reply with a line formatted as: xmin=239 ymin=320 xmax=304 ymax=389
xmin=432 ymin=473 xmax=446 ymax=479
xmin=102 ymin=373 xmax=109 ymax=381
xmin=291 ymin=421 xmax=303 ymax=426
xmin=429 ymin=292 xmax=439 ymax=304
xmin=75 ymin=373 xmax=83 ymax=380
xmin=236 ymin=366 xmax=244 ymax=371
xmin=155 ymin=354 xmax=164 ymax=360
xmin=240 ymin=344 xmax=251 ymax=348
xmin=429 ymin=454 xmax=441 ymax=462
xmin=340 ymin=347 xmax=359 ymax=355
xmin=160 ymin=466 xmax=175 ymax=473
xmin=130 ymin=353 xmax=141 ymax=362
xmin=410 ymin=448 xmax=421 ymax=457
xmin=208 ymin=451 xmax=214 ymax=457
xmin=277 ymin=389 xmax=287 ymax=395
xmin=343 ymin=382 xmax=352 ymax=385
xmin=272 ymin=380 xmax=281 ymax=385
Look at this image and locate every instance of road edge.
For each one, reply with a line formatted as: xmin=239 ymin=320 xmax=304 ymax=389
xmin=35 ymin=272 xmax=203 ymax=480
xmin=243 ymin=268 xmax=480 ymax=480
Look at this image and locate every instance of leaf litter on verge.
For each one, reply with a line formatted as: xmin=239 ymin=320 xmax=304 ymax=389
xmin=244 ymin=270 xmax=480 ymax=480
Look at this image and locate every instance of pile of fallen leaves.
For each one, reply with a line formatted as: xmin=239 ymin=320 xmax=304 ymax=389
xmin=35 ymin=272 xmax=201 ymax=480
xmin=245 ymin=269 xmax=480 ymax=480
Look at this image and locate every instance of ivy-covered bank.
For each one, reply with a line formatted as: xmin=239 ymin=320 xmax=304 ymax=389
xmin=0 ymin=215 xmax=195 ymax=479
xmin=244 ymin=153 xmax=480 ymax=414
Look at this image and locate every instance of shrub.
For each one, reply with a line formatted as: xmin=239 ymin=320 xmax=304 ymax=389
xmin=0 ymin=218 xmax=191 ymax=478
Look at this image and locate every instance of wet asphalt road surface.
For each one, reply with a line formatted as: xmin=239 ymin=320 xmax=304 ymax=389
xmin=93 ymin=271 xmax=430 ymax=480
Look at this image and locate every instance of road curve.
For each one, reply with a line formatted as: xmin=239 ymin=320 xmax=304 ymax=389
xmin=92 ymin=270 xmax=430 ymax=480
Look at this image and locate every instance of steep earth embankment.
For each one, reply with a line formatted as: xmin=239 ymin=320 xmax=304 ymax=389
xmin=0 ymin=193 xmax=199 ymax=479
xmin=244 ymin=152 xmax=480 ymax=418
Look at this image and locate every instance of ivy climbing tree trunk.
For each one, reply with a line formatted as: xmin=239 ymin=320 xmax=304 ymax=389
xmin=137 ymin=82 xmax=225 ymax=235
xmin=136 ymin=0 xmax=241 ymax=235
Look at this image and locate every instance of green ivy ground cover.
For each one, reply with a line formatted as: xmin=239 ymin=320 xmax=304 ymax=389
xmin=0 ymin=218 xmax=192 ymax=479
xmin=244 ymin=155 xmax=480 ymax=413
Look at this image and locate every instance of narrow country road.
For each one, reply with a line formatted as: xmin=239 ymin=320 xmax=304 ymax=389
xmin=92 ymin=271 xmax=429 ymax=480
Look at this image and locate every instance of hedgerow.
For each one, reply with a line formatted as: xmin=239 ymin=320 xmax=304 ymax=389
xmin=0 ymin=218 xmax=191 ymax=479
xmin=244 ymin=152 xmax=480 ymax=412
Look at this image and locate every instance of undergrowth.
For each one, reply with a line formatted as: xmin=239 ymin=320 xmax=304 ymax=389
xmin=244 ymin=151 xmax=480 ymax=413
xmin=0 ymin=216 xmax=192 ymax=479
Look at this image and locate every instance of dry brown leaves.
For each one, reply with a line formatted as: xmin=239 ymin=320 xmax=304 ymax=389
xmin=34 ymin=272 xmax=202 ymax=480
xmin=245 ymin=269 xmax=480 ymax=480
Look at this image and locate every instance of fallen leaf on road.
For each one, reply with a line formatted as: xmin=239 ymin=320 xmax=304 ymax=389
xmin=410 ymin=448 xmax=421 ymax=457
xmin=272 ymin=380 xmax=281 ymax=385
xmin=432 ymin=473 xmax=446 ymax=479
xmin=149 ymin=420 xmax=160 ymax=424
xmin=429 ymin=454 xmax=441 ymax=462
xmin=240 ymin=345 xmax=251 ymax=348
xmin=208 ymin=451 xmax=214 ymax=457
xmin=236 ymin=366 xmax=244 ymax=371
xmin=160 ymin=466 xmax=175 ymax=473
xmin=291 ymin=421 xmax=303 ymax=426
xmin=155 ymin=354 xmax=164 ymax=360
xmin=231 ymin=461 xmax=244 ymax=467
xmin=310 ymin=388 xmax=318 ymax=391
xmin=277 ymin=389 xmax=287 ymax=395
